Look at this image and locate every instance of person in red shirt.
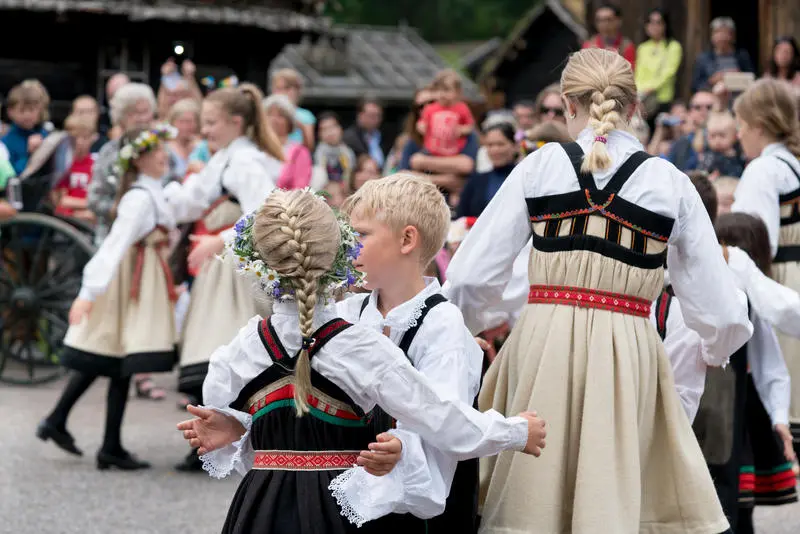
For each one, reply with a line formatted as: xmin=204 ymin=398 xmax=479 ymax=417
xmin=583 ymin=4 xmax=636 ymax=71
xmin=53 ymin=114 xmax=96 ymax=222
xmin=417 ymin=69 xmax=475 ymax=157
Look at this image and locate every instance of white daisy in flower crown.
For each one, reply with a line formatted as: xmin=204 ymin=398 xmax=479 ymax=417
xmin=223 ymin=189 xmax=366 ymax=301
xmin=114 ymin=123 xmax=177 ymax=176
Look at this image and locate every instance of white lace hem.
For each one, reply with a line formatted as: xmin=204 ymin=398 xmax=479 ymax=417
xmin=198 ymin=409 xmax=252 ymax=480
xmin=329 ymin=468 xmax=369 ymax=528
xmin=405 ymin=300 xmax=427 ymax=329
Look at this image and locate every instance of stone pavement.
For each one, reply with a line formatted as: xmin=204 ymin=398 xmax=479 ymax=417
xmin=2 ymin=373 xmax=799 ymax=533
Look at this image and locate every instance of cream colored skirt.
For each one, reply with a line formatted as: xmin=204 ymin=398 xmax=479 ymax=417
xmin=178 ymin=255 xmax=271 ymax=391
xmin=478 ymin=249 xmax=728 ymax=534
xmin=62 ymin=239 xmax=177 ymax=377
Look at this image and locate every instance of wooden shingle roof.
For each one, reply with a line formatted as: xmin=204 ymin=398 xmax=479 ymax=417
xmin=270 ymin=24 xmax=483 ymax=104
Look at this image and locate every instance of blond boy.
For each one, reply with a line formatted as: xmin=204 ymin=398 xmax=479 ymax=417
xmin=1 ymin=80 xmax=50 ymax=175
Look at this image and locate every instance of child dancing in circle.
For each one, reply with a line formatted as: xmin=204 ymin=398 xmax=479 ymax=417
xmin=178 ymin=189 xmax=546 ymax=533
xmin=38 ymin=125 xmax=179 ymax=470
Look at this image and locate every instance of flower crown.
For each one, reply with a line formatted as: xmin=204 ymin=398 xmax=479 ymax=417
xmin=224 ymin=190 xmax=366 ymax=301
xmin=115 ymin=124 xmax=177 ymax=175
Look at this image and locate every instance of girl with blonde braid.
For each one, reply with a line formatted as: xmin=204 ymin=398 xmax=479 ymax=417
xmin=445 ymin=48 xmax=753 ymax=533
xmin=177 ymin=189 xmax=546 ymax=534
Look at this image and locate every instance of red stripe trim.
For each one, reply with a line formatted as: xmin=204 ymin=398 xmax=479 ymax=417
xmin=260 ymin=318 xmax=286 ymax=360
xmin=755 ymin=470 xmax=797 ymax=485
xmin=528 ymin=284 xmax=651 ymax=318
xmin=657 ymin=292 xmax=669 ymax=333
xmin=248 ymin=383 xmax=361 ymax=421
xmin=308 ymin=319 xmax=351 ymax=356
xmin=307 ymin=395 xmax=362 ymax=421
xmin=252 ymin=450 xmax=359 ymax=471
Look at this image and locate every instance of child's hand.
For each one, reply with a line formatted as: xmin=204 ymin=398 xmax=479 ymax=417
xmin=475 ymin=336 xmax=498 ymax=364
xmin=0 ymin=200 xmax=17 ymax=221
xmin=177 ymin=405 xmax=246 ymax=456
xmin=28 ymin=134 xmax=43 ymax=154
xmin=73 ymin=209 xmax=96 ymax=223
xmin=188 ymin=234 xmax=224 ymax=272
xmin=416 ymin=121 xmax=427 ymax=135
xmin=519 ymin=411 xmax=546 ymax=457
xmin=161 ymin=58 xmax=177 ymax=76
xmin=775 ymin=423 xmax=796 ymax=462
xmin=186 ymin=160 xmax=206 ymax=175
xmin=357 ymin=432 xmax=402 ymax=476
xmin=459 ymin=124 xmax=474 ymax=137
xmin=181 ymin=59 xmax=197 ymax=78
xmin=68 ymin=298 xmax=93 ymax=325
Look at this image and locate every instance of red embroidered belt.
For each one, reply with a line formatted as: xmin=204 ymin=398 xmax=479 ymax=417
xmin=252 ymin=450 xmax=359 ymax=471
xmin=528 ymin=284 xmax=651 ymax=318
xmin=130 ymin=225 xmax=178 ymax=303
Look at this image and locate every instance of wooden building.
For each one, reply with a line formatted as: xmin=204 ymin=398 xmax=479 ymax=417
xmin=0 ymin=0 xmax=329 ymax=121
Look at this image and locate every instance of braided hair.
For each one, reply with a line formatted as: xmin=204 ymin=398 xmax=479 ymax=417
xmin=251 ymin=190 xmax=340 ymax=415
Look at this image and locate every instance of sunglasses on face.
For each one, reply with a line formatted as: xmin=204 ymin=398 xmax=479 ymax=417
xmin=540 ymin=106 xmax=564 ymax=117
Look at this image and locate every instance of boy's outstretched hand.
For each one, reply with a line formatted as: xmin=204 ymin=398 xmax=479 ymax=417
xmin=357 ymin=432 xmax=402 ymax=477
xmin=519 ymin=411 xmax=547 ymax=457
xmin=177 ymin=405 xmax=246 ymax=456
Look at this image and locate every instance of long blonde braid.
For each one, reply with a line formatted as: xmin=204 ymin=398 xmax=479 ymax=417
xmin=252 ymin=190 xmax=340 ymax=415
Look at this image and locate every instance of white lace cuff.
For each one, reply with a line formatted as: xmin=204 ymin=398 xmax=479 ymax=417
xmin=329 ymin=464 xmax=406 ymax=527
xmin=198 ymin=406 xmax=253 ymax=480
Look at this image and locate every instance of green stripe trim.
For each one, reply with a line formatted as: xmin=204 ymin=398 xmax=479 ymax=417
xmin=755 ymin=462 xmax=795 ymax=475
xmin=740 ymin=466 xmax=755 ymax=474
xmin=252 ymin=399 xmax=367 ymax=427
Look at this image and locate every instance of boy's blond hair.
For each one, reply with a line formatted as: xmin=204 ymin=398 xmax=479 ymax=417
xmin=271 ymin=68 xmax=303 ymax=91
xmin=714 ymin=175 xmax=739 ymax=196
xmin=432 ymin=69 xmax=462 ymax=92
xmin=64 ymin=114 xmax=97 ymax=136
xmin=344 ymin=173 xmax=450 ymax=266
xmin=706 ymin=111 xmax=736 ymax=133
xmin=7 ymin=79 xmax=50 ymax=121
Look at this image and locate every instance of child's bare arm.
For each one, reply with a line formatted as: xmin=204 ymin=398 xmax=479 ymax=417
xmin=458 ymin=123 xmax=474 ymax=137
xmin=416 ymin=120 xmax=427 ymax=135
xmin=59 ymin=195 xmax=89 ymax=210
xmin=0 ymin=200 xmax=17 ymax=221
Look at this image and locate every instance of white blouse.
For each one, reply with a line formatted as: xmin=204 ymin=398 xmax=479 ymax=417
xmin=732 ymin=143 xmax=800 ymax=257
xmin=658 ymin=248 xmax=792 ymax=426
xmin=78 ymin=175 xmax=175 ymax=302
xmin=199 ymin=300 xmax=527 ymax=482
xmin=329 ymin=280 xmax=483 ymax=524
xmin=444 ymin=128 xmax=752 ymax=363
xmin=727 ymin=246 xmax=800 ymax=338
xmin=163 ymin=136 xmax=281 ymax=242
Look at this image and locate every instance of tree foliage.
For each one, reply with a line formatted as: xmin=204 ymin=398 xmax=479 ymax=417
xmin=327 ymin=0 xmax=537 ymax=43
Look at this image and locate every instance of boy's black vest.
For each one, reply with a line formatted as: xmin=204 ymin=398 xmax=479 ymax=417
xmin=360 ymin=294 xmax=479 ymax=534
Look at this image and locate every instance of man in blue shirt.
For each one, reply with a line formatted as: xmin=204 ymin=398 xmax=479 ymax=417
xmin=343 ymin=97 xmax=386 ymax=168
xmin=691 ymin=17 xmax=754 ymax=92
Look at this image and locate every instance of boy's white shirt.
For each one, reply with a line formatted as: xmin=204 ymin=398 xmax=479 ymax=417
xmin=328 ymin=279 xmax=483 ymax=524
xmin=0 ymin=141 xmax=9 ymax=162
xmin=198 ymin=299 xmax=525 ymax=486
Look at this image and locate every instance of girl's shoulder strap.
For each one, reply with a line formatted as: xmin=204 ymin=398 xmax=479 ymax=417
xmin=307 ymin=318 xmax=353 ymax=358
xmin=256 ymin=316 xmax=353 ymax=364
xmin=127 ymin=185 xmax=161 ymax=226
xmin=257 ymin=316 xmax=291 ymax=363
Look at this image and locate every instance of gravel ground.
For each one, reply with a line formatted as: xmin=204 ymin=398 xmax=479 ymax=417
xmin=2 ymin=373 xmax=799 ymax=533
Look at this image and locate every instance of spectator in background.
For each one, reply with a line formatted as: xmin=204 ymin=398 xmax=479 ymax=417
xmin=389 ymin=86 xmax=434 ymax=173
xmin=417 ymin=69 xmax=475 ymax=157
xmin=2 ymin=80 xmax=50 ymax=175
xmin=695 ymin=111 xmax=745 ymax=177
xmin=457 ymin=122 xmax=518 ymax=218
xmin=313 ymin=111 xmax=356 ymax=186
xmin=166 ymin=98 xmax=201 ymax=179
xmin=343 ymin=96 xmax=385 ymax=167
xmin=52 ymin=114 xmax=96 ymax=223
xmin=512 ymin=100 xmax=537 ymax=132
xmin=71 ymin=96 xmax=106 ymax=153
xmin=533 ymin=84 xmax=566 ymax=126
xmin=766 ymin=36 xmax=800 ymax=87
xmin=647 ymin=109 xmax=682 ymax=157
xmin=583 ymin=4 xmax=636 ymax=70
xmin=691 ymin=17 xmax=754 ymax=92
xmin=270 ymin=68 xmax=316 ymax=150
xmin=157 ymin=58 xmax=202 ymax=122
xmin=712 ymin=174 xmax=738 ymax=215
xmin=519 ymin=121 xmax=571 ymax=157
xmin=668 ymin=90 xmax=716 ymax=170
xmin=476 ymin=111 xmax=517 ymax=173
xmin=264 ymin=94 xmax=312 ymax=190
xmin=100 ymin=72 xmax=130 ymax=140
xmin=636 ymin=9 xmax=683 ymax=122
xmin=349 ymin=154 xmax=381 ymax=193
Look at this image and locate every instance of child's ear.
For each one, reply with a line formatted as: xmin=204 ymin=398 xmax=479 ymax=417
xmin=399 ymin=225 xmax=420 ymax=256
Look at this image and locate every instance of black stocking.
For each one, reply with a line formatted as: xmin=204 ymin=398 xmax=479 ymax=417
xmin=47 ymin=371 xmax=97 ymax=431
xmin=736 ymin=506 xmax=755 ymax=534
xmin=101 ymin=375 xmax=132 ymax=455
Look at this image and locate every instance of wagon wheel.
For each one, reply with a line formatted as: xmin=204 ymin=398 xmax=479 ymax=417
xmin=0 ymin=213 xmax=95 ymax=385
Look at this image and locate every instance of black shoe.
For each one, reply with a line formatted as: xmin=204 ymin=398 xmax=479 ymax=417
xmin=96 ymin=449 xmax=151 ymax=471
xmin=36 ymin=420 xmax=82 ymax=456
xmin=174 ymin=449 xmax=204 ymax=472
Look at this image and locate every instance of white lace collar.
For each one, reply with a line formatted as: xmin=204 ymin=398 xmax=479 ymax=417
xmin=364 ymin=277 xmax=443 ymax=331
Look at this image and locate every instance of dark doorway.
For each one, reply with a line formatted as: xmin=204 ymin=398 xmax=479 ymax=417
xmin=710 ymin=0 xmax=761 ymax=73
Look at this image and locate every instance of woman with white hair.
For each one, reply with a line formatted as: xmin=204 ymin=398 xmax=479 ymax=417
xmin=263 ymin=94 xmax=312 ymax=189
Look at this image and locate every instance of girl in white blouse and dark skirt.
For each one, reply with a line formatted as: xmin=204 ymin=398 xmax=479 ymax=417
xmin=176 ymin=189 xmax=546 ymax=534
xmin=37 ymin=125 xmax=179 ymax=470
xmin=445 ymin=48 xmax=753 ymax=533
xmin=164 ymin=84 xmax=284 ymax=471
xmin=732 ymin=78 xmax=800 ymax=459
